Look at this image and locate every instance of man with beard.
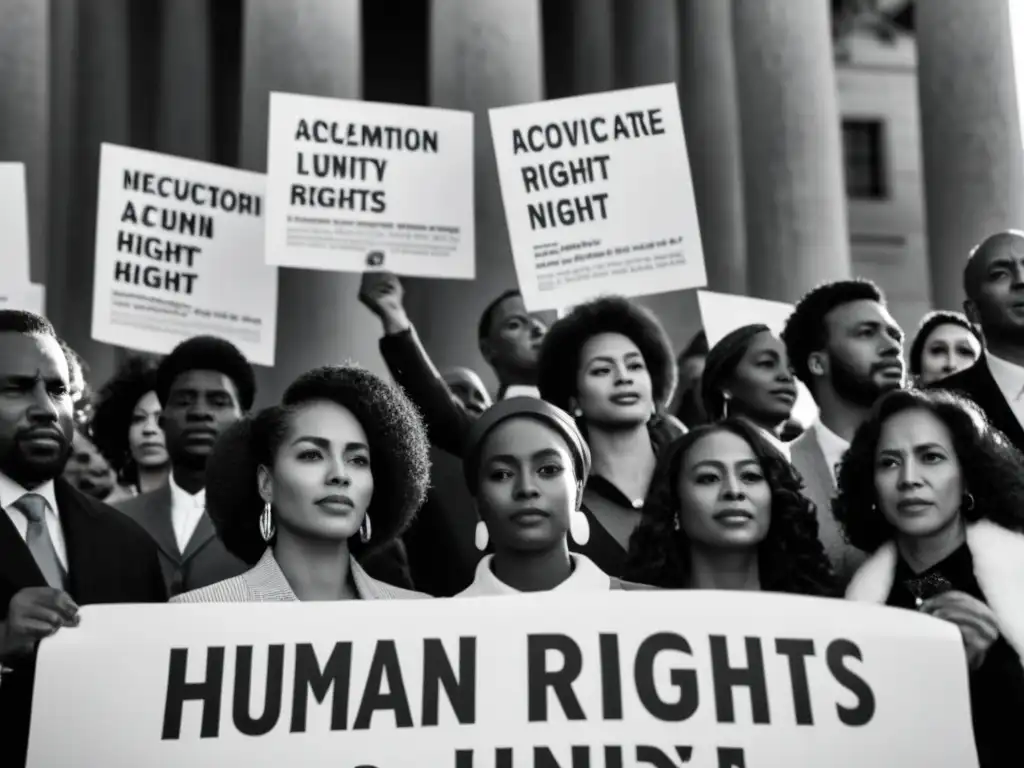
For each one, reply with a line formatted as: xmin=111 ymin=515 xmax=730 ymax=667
xmin=114 ymin=336 xmax=253 ymax=597
xmin=782 ymin=279 xmax=905 ymax=583
xmin=0 ymin=311 xmax=165 ymax=767
xmin=928 ymin=230 xmax=1024 ymax=452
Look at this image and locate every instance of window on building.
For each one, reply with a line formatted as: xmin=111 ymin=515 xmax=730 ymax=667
xmin=842 ymin=120 xmax=888 ymax=200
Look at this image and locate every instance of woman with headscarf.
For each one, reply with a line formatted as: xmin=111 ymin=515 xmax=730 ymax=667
xmin=535 ymin=296 xmax=684 ymax=578
xmin=834 ymin=388 xmax=1024 ymax=767
xmin=171 ymin=365 xmax=432 ymax=603
xmin=700 ymin=325 xmax=798 ymax=458
xmin=459 ymin=397 xmax=652 ymax=595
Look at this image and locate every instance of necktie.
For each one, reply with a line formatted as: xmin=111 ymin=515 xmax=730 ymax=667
xmin=14 ymin=493 xmax=66 ymax=589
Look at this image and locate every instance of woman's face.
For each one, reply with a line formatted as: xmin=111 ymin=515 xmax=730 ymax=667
xmin=724 ymin=331 xmax=797 ymax=424
xmin=676 ymin=430 xmax=772 ymax=549
xmin=873 ymin=408 xmax=963 ymax=541
xmin=916 ymin=324 xmax=980 ymax=385
xmin=128 ymin=390 xmax=169 ymax=469
xmin=63 ymin=428 xmax=118 ymax=500
xmin=260 ymin=400 xmax=374 ymax=545
xmin=573 ymin=332 xmax=654 ymax=427
xmin=475 ymin=417 xmax=577 ymax=553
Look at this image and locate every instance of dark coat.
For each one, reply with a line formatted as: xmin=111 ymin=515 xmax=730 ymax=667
xmin=928 ymin=356 xmax=1024 ymax=453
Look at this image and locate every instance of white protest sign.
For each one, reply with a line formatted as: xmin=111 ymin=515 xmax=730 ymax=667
xmin=698 ymin=290 xmax=819 ymax=428
xmin=28 ymin=591 xmax=978 ymax=767
xmin=0 ymin=282 xmax=45 ymax=314
xmin=489 ymin=83 xmax=706 ymax=313
xmin=0 ymin=162 xmax=31 ymax=284
xmin=91 ymin=144 xmax=279 ymax=366
xmin=265 ymin=92 xmax=475 ymax=279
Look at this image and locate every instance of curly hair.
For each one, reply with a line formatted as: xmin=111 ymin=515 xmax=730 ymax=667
xmin=204 ymin=364 xmax=431 ymax=566
xmin=834 ymin=388 xmax=1024 ymax=552
xmin=624 ymin=418 xmax=837 ymax=596
xmin=907 ymin=310 xmax=981 ymax=376
xmin=90 ymin=356 xmax=161 ymax=483
xmin=537 ymin=295 xmax=677 ymax=412
xmin=156 ymin=335 xmax=256 ymax=411
xmin=781 ymin=279 xmax=886 ymax=389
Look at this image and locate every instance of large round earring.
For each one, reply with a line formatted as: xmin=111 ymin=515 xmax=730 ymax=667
xmin=474 ymin=520 xmax=490 ymax=551
xmin=259 ymin=501 xmax=275 ymax=542
xmin=360 ymin=513 xmax=372 ymax=543
xmin=569 ymin=509 xmax=590 ymax=546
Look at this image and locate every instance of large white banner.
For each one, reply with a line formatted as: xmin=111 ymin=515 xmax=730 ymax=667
xmin=265 ymin=92 xmax=475 ymax=279
xmin=0 ymin=282 xmax=45 ymax=315
xmin=91 ymin=144 xmax=279 ymax=366
xmin=698 ymin=290 xmax=819 ymax=428
xmin=490 ymin=84 xmax=707 ymax=313
xmin=28 ymin=591 xmax=977 ymax=767
xmin=0 ymin=162 xmax=31 ymax=284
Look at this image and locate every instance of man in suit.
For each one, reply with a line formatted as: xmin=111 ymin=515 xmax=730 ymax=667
xmin=358 ymin=271 xmax=548 ymax=457
xmin=781 ymin=280 xmax=906 ymax=585
xmin=0 ymin=310 xmax=166 ymax=767
xmin=114 ymin=335 xmax=254 ymax=597
xmin=929 ymin=230 xmax=1024 ymax=453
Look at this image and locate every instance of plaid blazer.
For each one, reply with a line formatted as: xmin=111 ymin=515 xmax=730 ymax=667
xmin=169 ymin=548 xmax=429 ymax=602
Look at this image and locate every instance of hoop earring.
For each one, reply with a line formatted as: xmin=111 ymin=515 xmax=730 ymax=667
xmin=572 ymin=407 xmax=583 ymax=419
xmin=569 ymin=509 xmax=590 ymax=546
xmin=962 ymin=492 xmax=975 ymax=513
xmin=360 ymin=513 xmax=372 ymax=543
xmin=722 ymin=392 xmax=732 ymax=419
xmin=474 ymin=520 xmax=489 ymax=551
xmin=259 ymin=501 xmax=275 ymax=542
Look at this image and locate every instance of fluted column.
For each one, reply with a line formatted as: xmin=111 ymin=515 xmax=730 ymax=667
xmin=0 ymin=0 xmax=49 ymax=284
xmin=240 ymin=0 xmax=385 ymax=406
xmin=156 ymin=0 xmax=212 ymax=161
xmin=678 ymin=0 xmax=746 ymax=295
xmin=918 ymin=0 xmax=1024 ymax=310
xmin=416 ymin=0 xmax=545 ymax=391
xmin=613 ymin=0 xmax=678 ymax=88
xmin=733 ymin=0 xmax=851 ymax=302
xmin=543 ymin=0 xmax=615 ymax=98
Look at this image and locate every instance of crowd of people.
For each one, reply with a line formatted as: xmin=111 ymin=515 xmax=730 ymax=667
xmin=2 ymin=229 xmax=1024 ymax=765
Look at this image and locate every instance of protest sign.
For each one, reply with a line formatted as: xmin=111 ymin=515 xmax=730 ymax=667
xmin=265 ymin=92 xmax=475 ymax=279
xmin=698 ymin=290 xmax=819 ymax=428
xmin=91 ymin=144 xmax=278 ymax=365
xmin=0 ymin=162 xmax=31 ymax=284
xmin=28 ymin=590 xmax=977 ymax=767
xmin=489 ymin=84 xmax=706 ymax=313
xmin=0 ymin=282 xmax=45 ymax=314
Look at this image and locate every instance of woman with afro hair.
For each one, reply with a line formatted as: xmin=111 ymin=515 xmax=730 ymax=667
xmin=89 ymin=355 xmax=170 ymax=500
xmin=536 ymin=295 xmax=685 ymax=577
xmin=835 ymin=388 xmax=1024 ymax=767
xmin=172 ymin=364 xmax=433 ymax=602
xmin=624 ymin=418 xmax=836 ymax=595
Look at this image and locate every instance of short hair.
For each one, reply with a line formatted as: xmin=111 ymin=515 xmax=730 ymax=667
xmin=0 ymin=311 xmax=77 ymax=389
xmin=538 ymin=296 xmax=678 ymax=412
xmin=834 ymin=388 xmax=1024 ymax=553
xmin=90 ymin=356 xmax=161 ymax=481
xmin=204 ymin=364 xmax=431 ymax=565
xmin=624 ymin=419 xmax=837 ymax=595
xmin=155 ymin=335 xmax=256 ymax=411
xmin=477 ymin=289 xmax=522 ymax=343
xmin=908 ymin=310 xmax=982 ymax=375
xmin=962 ymin=229 xmax=1024 ymax=299
xmin=679 ymin=330 xmax=708 ymax=359
xmin=781 ymin=279 xmax=886 ymax=388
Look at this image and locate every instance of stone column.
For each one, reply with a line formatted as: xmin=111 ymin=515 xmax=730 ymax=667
xmin=733 ymin=0 xmax=852 ymax=302
xmin=543 ymin=0 xmax=615 ymax=98
xmin=414 ymin=0 xmax=545 ymax=393
xmin=156 ymin=0 xmax=212 ymax=161
xmin=240 ymin=0 xmax=385 ymax=406
xmin=918 ymin=0 xmax=1024 ymax=310
xmin=678 ymin=0 xmax=747 ymax=295
xmin=0 ymin=0 xmax=49 ymax=284
xmin=613 ymin=0 xmax=678 ymax=88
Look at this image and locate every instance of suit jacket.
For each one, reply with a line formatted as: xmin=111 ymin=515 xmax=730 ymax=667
xmin=0 ymin=479 xmax=166 ymax=767
xmin=113 ymin=484 xmax=246 ymax=598
xmin=789 ymin=428 xmax=865 ymax=586
xmin=928 ymin=356 xmax=1024 ymax=453
xmin=169 ymin=548 xmax=428 ymax=602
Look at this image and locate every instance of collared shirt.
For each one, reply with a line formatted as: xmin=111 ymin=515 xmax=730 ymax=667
xmin=813 ymin=419 xmax=850 ymax=486
xmin=983 ymin=353 xmax=1024 ymax=430
xmin=502 ymin=384 xmax=541 ymax=400
xmin=457 ymin=553 xmax=611 ymax=597
xmin=168 ymin=474 xmax=206 ymax=554
xmin=0 ymin=472 xmax=67 ymax=570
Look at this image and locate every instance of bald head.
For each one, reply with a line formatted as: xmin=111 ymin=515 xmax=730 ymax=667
xmin=964 ymin=229 xmax=1024 ymax=299
xmin=442 ymin=366 xmax=492 ymax=416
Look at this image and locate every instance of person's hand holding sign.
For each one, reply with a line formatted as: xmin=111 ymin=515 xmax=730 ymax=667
xmin=358 ymin=271 xmax=412 ymax=336
xmin=1 ymin=587 xmax=79 ymax=662
xmin=920 ymin=591 xmax=1000 ymax=670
